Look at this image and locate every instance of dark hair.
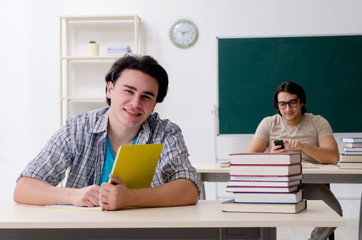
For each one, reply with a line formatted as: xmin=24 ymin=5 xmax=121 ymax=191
xmin=273 ymin=81 xmax=307 ymax=115
xmin=105 ymin=55 xmax=169 ymax=105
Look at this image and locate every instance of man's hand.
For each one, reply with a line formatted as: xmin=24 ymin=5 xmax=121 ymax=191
xmin=72 ymin=185 xmax=101 ymax=207
xmin=283 ymin=136 xmax=339 ymax=164
xmin=99 ymin=175 xmax=130 ymax=210
xmin=272 ymin=139 xmax=304 ymax=152
xmin=271 ymin=140 xmax=289 ymax=153
xmin=284 ymin=139 xmax=304 ymax=151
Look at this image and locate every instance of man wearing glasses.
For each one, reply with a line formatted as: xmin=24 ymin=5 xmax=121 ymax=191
xmin=248 ymin=81 xmax=342 ymax=240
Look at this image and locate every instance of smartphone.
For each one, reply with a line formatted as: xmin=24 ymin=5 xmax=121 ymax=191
xmin=274 ymin=140 xmax=285 ymax=150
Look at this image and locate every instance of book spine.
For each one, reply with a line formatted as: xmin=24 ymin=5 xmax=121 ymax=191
xmin=229 ymin=164 xmax=302 ymax=177
xmin=229 ymin=152 xmax=301 ymax=156
xmin=230 ymin=163 xmax=299 ymax=166
xmin=341 ymin=137 xmax=362 ymax=143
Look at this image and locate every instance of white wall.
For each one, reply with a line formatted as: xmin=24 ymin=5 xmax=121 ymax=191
xmin=1 ymin=0 xmax=362 ymax=216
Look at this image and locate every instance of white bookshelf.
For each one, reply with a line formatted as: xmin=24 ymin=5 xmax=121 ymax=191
xmin=59 ymin=15 xmax=142 ymax=125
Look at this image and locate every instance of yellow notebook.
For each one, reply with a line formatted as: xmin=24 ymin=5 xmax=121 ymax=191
xmin=109 ymin=144 xmax=164 ymax=188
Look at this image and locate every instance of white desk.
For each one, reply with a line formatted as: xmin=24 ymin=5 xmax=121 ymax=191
xmin=0 ymin=199 xmax=344 ymax=240
xmin=195 ymin=163 xmax=362 ymax=182
xmin=194 ymin=163 xmax=362 ymax=200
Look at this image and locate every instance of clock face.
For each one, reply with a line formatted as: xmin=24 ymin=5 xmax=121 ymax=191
xmin=169 ymin=19 xmax=198 ymax=48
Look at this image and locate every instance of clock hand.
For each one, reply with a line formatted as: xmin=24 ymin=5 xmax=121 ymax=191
xmin=183 ymin=31 xmax=193 ymax=38
xmin=179 ymin=30 xmax=187 ymax=35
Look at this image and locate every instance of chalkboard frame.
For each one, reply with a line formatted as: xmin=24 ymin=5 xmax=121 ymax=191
xmin=218 ymin=35 xmax=362 ymax=135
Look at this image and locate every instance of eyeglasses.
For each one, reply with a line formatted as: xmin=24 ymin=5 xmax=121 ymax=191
xmin=277 ymin=99 xmax=300 ymax=109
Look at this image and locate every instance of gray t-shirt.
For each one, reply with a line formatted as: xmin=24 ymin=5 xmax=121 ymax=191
xmin=254 ymin=113 xmax=334 ymax=164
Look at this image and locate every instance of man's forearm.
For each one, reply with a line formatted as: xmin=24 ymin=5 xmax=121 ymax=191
xmin=129 ymin=179 xmax=199 ymax=207
xmin=14 ymin=177 xmax=101 ymax=207
xmin=13 ymin=177 xmax=72 ymax=205
xmin=300 ymin=143 xmax=339 ymax=164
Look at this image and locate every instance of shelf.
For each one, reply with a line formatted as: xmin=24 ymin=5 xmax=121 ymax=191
xmin=60 ymin=15 xmax=142 ymax=125
xmin=61 ymin=56 xmax=126 ymax=61
xmin=60 ymin=15 xmax=140 ymax=22
xmin=61 ymin=97 xmax=106 ymax=101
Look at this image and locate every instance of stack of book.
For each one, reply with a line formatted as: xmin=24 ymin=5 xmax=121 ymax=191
xmin=106 ymin=45 xmax=132 ymax=55
xmin=222 ymin=152 xmax=307 ymax=214
xmin=339 ymin=137 xmax=362 ymax=169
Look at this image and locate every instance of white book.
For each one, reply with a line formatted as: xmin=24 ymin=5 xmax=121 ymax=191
xmin=107 ymin=46 xmax=130 ymax=51
xmin=345 ymin=143 xmax=362 ymax=148
xmin=343 ymin=147 xmax=362 ymax=152
xmin=229 ymin=164 xmax=302 ymax=176
xmin=341 ymin=137 xmax=362 ymax=143
xmin=233 ymin=190 xmax=303 ymax=203
xmin=229 ymin=152 xmax=302 ymax=165
xmin=342 ymin=152 xmax=362 ymax=155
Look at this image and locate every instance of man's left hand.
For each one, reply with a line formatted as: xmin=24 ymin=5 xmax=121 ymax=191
xmin=99 ymin=174 xmax=131 ymax=210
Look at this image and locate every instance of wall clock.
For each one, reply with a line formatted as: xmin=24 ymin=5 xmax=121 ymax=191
xmin=169 ymin=19 xmax=198 ymax=48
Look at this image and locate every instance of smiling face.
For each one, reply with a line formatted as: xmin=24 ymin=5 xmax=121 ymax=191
xmin=106 ymin=69 xmax=159 ymax=132
xmin=277 ymin=92 xmax=304 ymax=126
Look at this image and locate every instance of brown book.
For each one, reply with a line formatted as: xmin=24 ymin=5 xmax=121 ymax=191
xmin=339 ymin=154 xmax=362 ymax=163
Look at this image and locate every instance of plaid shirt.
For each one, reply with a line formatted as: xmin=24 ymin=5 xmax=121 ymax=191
xmin=19 ymin=107 xmax=200 ymax=191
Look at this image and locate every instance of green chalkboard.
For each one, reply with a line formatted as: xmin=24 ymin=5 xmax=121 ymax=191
xmin=218 ymin=35 xmax=362 ymax=134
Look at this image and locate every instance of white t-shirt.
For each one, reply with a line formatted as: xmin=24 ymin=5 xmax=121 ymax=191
xmin=254 ymin=113 xmax=334 ymax=163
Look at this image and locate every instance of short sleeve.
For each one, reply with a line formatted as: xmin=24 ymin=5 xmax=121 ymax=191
xmin=17 ymin=125 xmax=72 ymax=186
xmin=144 ymin=118 xmax=201 ymax=193
xmin=313 ymin=115 xmax=334 ymax=139
xmin=253 ymin=117 xmax=272 ymax=141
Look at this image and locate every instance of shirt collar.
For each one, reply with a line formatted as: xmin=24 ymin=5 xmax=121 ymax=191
xmin=90 ymin=107 xmax=110 ymax=134
xmin=89 ymin=107 xmax=154 ymax=143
